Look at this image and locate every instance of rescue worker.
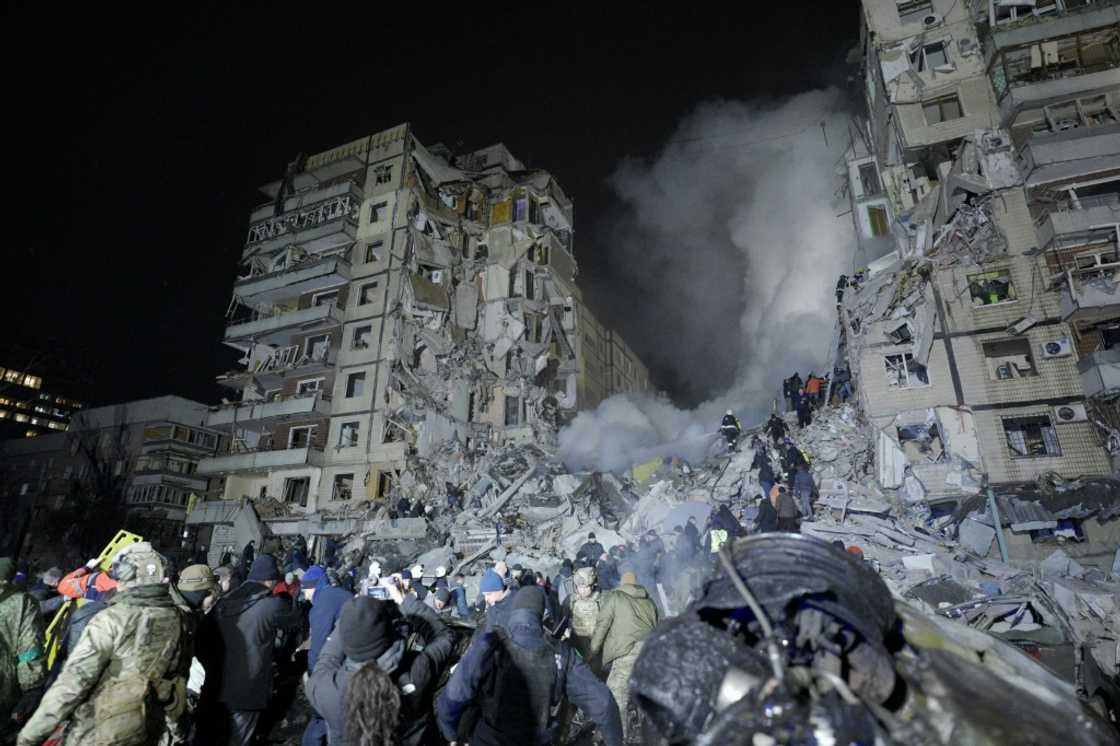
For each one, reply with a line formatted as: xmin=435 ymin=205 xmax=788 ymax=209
xmin=764 ymin=413 xmax=788 ymax=446
xmin=719 ymin=410 xmax=742 ymax=451
xmin=589 ymin=572 xmax=659 ymax=742
xmin=804 ymin=372 xmax=822 ymax=407
xmin=1 ymin=556 xmax=46 ymax=734
xmin=564 ymin=567 xmax=600 ymax=662
xmin=437 ymin=586 xmax=623 ymax=746
xmin=771 ymin=484 xmax=801 ymax=533
xmin=17 ymin=543 xmax=190 ymax=746
xmin=796 ymin=392 xmax=814 ymax=428
xmin=307 ymin=585 xmax=455 ymax=746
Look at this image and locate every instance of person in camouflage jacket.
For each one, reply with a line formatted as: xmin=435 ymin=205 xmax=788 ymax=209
xmin=17 ymin=543 xmax=190 ymax=746
xmin=1 ymin=557 xmax=46 ymax=735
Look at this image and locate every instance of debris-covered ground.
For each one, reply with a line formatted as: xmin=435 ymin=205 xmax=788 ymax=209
xmin=260 ymin=399 xmax=1118 ymax=743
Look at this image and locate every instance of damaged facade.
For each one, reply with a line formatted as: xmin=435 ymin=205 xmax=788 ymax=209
xmin=841 ymin=0 xmax=1120 ymax=545
xmin=198 ymin=124 xmax=651 ymax=525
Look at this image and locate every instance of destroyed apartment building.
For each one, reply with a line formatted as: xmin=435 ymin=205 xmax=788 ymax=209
xmin=191 ymin=123 xmax=652 ymax=549
xmin=837 ymin=0 xmax=1120 ymax=569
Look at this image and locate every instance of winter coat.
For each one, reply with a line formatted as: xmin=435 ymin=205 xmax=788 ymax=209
xmin=241 ymin=543 xmax=255 ymax=568
xmin=198 ymin=580 xmax=301 ymax=711
xmin=307 ymin=582 xmax=352 ymax=673
xmin=17 ymin=585 xmax=188 ymax=746
xmin=63 ymin=599 xmax=108 ymax=660
xmin=596 ymin=558 xmax=620 ymax=591
xmin=576 ymin=541 xmax=606 ymax=564
xmin=774 ymin=490 xmax=800 ymax=519
xmin=0 ymin=584 xmax=45 ymax=717
xmin=756 ymin=500 xmax=779 ymax=533
xmin=590 ymin=583 xmax=659 ymax=667
xmin=565 ymin=590 xmax=601 ymax=660
xmin=553 ymin=569 xmax=575 ymax=607
xmin=306 ymin=596 xmax=454 ymax=746
xmin=437 ymin=607 xmax=623 ymax=746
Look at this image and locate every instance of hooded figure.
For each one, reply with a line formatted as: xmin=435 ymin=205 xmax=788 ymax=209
xmin=438 ymin=587 xmax=623 ymax=746
xmin=18 ymin=544 xmax=189 ymax=746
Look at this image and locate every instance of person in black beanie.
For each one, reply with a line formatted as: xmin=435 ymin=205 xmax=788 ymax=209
xmin=196 ymin=554 xmax=302 ymax=746
xmin=307 ymin=576 xmax=455 ymax=746
xmin=438 ymin=586 xmax=623 ymax=746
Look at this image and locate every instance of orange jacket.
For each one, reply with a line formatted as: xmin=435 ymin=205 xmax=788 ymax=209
xmin=805 ymin=377 xmax=822 ymax=395
xmin=58 ymin=566 xmax=117 ymax=599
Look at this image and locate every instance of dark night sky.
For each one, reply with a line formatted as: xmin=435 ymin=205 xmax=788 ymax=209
xmin=7 ymin=4 xmax=859 ymax=408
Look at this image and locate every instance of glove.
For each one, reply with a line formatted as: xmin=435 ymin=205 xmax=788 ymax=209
xmin=85 ymin=557 xmax=100 ymax=570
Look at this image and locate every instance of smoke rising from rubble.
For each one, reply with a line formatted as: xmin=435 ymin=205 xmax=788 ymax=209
xmin=562 ymin=89 xmax=854 ymax=472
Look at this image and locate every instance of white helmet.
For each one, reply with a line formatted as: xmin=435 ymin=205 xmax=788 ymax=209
xmin=435 ymin=566 xmax=447 ymax=578
xmin=726 ymin=410 xmax=733 ymax=416
xmin=368 ymin=560 xmax=381 ymax=579
xmin=411 ymin=564 xmax=424 ymax=578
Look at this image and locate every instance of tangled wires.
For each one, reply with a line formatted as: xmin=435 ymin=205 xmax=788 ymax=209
xmin=343 ymin=662 xmax=401 ymax=746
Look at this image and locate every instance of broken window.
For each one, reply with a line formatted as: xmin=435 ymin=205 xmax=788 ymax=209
xmin=265 ymin=388 xmax=282 ymax=402
xmin=364 ymin=240 xmax=384 ymax=264
xmin=333 ymin=473 xmax=354 ymax=500
xmin=868 ymin=205 xmax=890 ymax=237
xmin=288 ymin=426 xmax=314 ymax=449
xmin=923 ymin=94 xmax=964 ymax=125
xmin=504 ymin=396 xmax=521 ymax=426
xmin=359 ymin=282 xmax=380 ymax=305
xmin=368 ymin=201 xmax=388 ymax=224
xmin=896 ymin=0 xmax=932 ymax=24
xmin=911 ymin=40 xmax=952 ymax=73
xmin=525 ymin=270 xmax=535 ymax=300
xmin=475 ymin=243 xmax=489 ymax=261
xmin=282 ymin=476 xmax=310 ymax=506
xmin=858 ymin=163 xmax=881 ymax=196
xmin=352 ymin=325 xmax=372 ymax=350
xmin=339 ymin=422 xmax=359 ymax=447
xmin=529 ymin=196 xmax=542 ymax=224
xmin=984 ymin=338 xmax=1039 ymax=380
xmin=1003 ymin=415 xmax=1061 ymax=458
xmin=968 ymin=270 xmax=1016 ymax=306
xmin=887 ymin=322 xmax=913 ymax=345
xmin=296 ymin=378 xmax=324 ymax=395
xmin=345 ymin=372 xmax=366 ymax=398
xmin=885 ymin=353 xmax=930 ymax=388
xmin=897 ymin=423 xmax=945 ymax=463
xmin=305 ymin=334 xmax=330 ymax=361
xmin=513 ymin=197 xmax=528 ymax=222
xmin=373 ymin=164 xmax=392 ymax=185
xmin=312 ymin=289 xmax=338 ymax=307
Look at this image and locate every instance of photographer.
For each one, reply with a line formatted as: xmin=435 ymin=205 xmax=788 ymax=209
xmin=306 ymin=574 xmax=455 ymax=746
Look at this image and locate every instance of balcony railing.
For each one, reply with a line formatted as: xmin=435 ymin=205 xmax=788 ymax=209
xmin=224 ymin=302 xmax=344 ymax=346
xmin=207 ymin=391 xmax=332 ymax=429
xmin=234 ymin=255 xmax=350 ymax=307
xmin=1059 ymin=261 xmax=1120 ymax=320
xmin=196 ymin=441 xmax=325 ymax=475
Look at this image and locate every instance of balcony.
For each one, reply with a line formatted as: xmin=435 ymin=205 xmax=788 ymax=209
xmin=206 ymin=391 xmax=332 ymax=430
xmin=196 ymin=444 xmax=325 ymax=476
xmin=1037 ymin=194 xmax=1120 ymax=247
xmin=242 ymin=182 xmax=362 ymax=259
xmin=1059 ymin=265 xmax=1120 ymax=322
xmin=1020 ymin=122 xmax=1120 ymax=185
xmin=1078 ymin=347 xmax=1120 ymax=397
xmin=217 ymin=343 xmax=336 ymax=389
xmin=224 ymin=303 xmax=343 ymax=348
xmin=234 ymin=255 xmax=351 ymax=307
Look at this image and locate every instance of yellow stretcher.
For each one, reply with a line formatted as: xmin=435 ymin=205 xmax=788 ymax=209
xmin=43 ymin=530 xmax=144 ymax=669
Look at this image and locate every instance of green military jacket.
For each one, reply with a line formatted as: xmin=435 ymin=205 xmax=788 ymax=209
xmin=18 ymin=584 xmax=189 ymax=746
xmin=0 ymin=583 xmax=46 ymax=715
xmin=589 ymin=583 xmax=659 ymax=667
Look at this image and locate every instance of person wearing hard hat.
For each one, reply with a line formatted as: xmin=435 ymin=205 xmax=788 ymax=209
xmin=719 ymin=410 xmax=742 ymax=451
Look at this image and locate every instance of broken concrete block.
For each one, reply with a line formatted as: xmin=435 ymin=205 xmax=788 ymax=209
xmin=958 ymin=518 xmax=996 ymax=557
xmin=1040 ymin=549 xmax=1085 ymax=579
xmin=901 ymin=554 xmax=935 ymax=573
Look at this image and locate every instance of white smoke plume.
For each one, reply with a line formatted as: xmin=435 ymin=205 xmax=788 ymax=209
xmin=561 ymin=89 xmax=855 ymax=472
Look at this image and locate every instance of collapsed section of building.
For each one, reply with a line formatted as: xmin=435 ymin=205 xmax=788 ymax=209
xmin=192 ymin=125 xmax=652 ymax=554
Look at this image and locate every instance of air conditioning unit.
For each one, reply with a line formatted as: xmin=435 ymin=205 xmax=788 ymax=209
xmin=1040 ymin=338 xmax=1073 ymax=358
xmin=922 ymin=13 xmax=943 ymax=28
xmin=1053 ymin=403 xmax=1088 ymax=423
xmin=958 ymin=38 xmax=978 ymax=56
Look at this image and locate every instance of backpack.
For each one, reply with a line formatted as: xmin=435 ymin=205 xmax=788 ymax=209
xmin=93 ymin=607 xmax=186 ymax=746
xmin=481 ymin=628 xmax=565 ymax=741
